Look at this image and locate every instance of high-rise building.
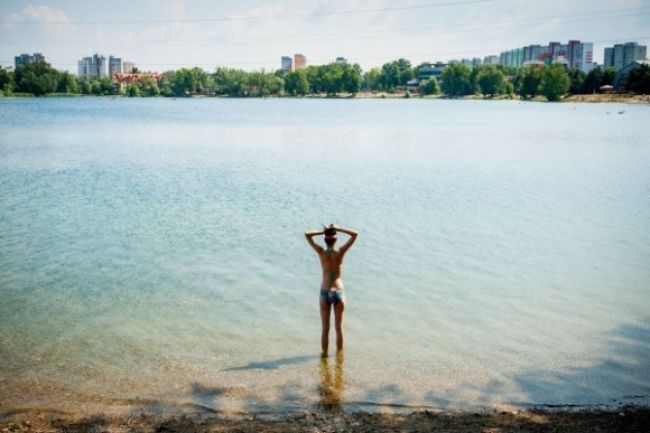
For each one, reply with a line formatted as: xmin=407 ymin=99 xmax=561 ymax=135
xmin=548 ymin=42 xmax=562 ymax=59
xmin=498 ymin=48 xmax=524 ymax=67
xmin=122 ymin=61 xmax=135 ymax=74
xmin=335 ymin=57 xmax=347 ymax=64
xmin=523 ymin=45 xmax=546 ymax=63
xmin=294 ymin=54 xmax=307 ymax=69
xmin=78 ymin=57 xmax=91 ymax=76
xmin=501 ymin=40 xmax=594 ymax=72
xmin=459 ymin=58 xmax=482 ymax=68
xmin=78 ymin=54 xmax=108 ymax=78
xmin=14 ymin=53 xmax=45 ymax=68
xmin=483 ymin=55 xmax=499 ymax=65
xmin=281 ymin=56 xmax=293 ymax=72
xmin=571 ymin=42 xmax=593 ymax=72
xmin=603 ymin=42 xmax=647 ymax=70
xmin=109 ymin=56 xmax=122 ymax=76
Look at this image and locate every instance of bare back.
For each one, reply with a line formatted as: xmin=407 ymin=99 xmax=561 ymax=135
xmin=305 ymin=225 xmax=358 ymax=292
xmin=318 ymin=249 xmax=346 ymax=291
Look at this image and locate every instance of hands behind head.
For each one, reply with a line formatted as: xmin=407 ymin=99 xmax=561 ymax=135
xmin=323 ymin=224 xmax=337 ymax=235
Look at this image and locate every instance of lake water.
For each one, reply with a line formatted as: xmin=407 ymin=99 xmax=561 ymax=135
xmin=0 ymin=97 xmax=649 ymax=416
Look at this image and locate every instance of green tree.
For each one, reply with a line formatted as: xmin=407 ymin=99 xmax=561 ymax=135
xmin=14 ymin=61 xmax=60 ymax=95
xmin=162 ymin=67 xmax=211 ymax=96
xmin=78 ymin=78 xmax=92 ymax=95
xmin=320 ymin=63 xmax=345 ymax=96
xmin=284 ymin=70 xmax=309 ymax=95
xmin=90 ymin=79 xmax=103 ymax=95
xmin=56 ymin=72 xmax=79 ymax=94
xmin=602 ymin=66 xmax=617 ymax=86
xmin=102 ymin=78 xmax=113 ymax=95
xmin=380 ymin=62 xmax=400 ymax=90
xmin=396 ymin=58 xmax=414 ymax=85
xmin=245 ymin=71 xmax=283 ymax=96
xmin=516 ymin=64 xmax=543 ymax=99
xmin=504 ymin=81 xmax=514 ymax=96
xmin=582 ymin=66 xmax=603 ymax=93
xmin=138 ymin=77 xmax=160 ymax=96
xmin=265 ymin=73 xmax=284 ymax=96
xmin=362 ymin=68 xmax=382 ymax=91
xmin=626 ymin=63 xmax=650 ymax=94
xmin=497 ymin=64 xmax=519 ymax=77
xmin=440 ymin=63 xmax=472 ymax=96
xmin=303 ymin=66 xmax=324 ymax=93
xmin=469 ymin=65 xmax=482 ymax=94
xmin=567 ymin=68 xmax=586 ymax=94
xmin=379 ymin=58 xmax=413 ymax=91
xmin=212 ymin=68 xmax=247 ymax=96
xmin=477 ymin=65 xmax=507 ymax=97
xmin=342 ymin=63 xmax=362 ymax=94
xmin=0 ymin=67 xmax=14 ymax=94
xmin=420 ymin=76 xmax=440 ymax=95
xmin=540 ymin=64 xmax=570 ymax=101
xmin=127 ymin=83 xmax=141 ymax=97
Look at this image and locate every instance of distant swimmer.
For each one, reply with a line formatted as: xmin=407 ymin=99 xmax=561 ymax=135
xmin=305 ymin=224 xmax=358 ymax=356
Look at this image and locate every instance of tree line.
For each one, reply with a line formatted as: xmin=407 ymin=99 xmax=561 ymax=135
xmin=1 ymin=58 xmax=649 ymax=100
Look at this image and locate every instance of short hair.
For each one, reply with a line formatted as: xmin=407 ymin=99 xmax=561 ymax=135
xmin=324 ymin=226 xmax=337 ymax=246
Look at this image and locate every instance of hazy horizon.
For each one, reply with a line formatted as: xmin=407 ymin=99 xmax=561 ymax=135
xmin=1 ymin=0 xmax=649 ymax=73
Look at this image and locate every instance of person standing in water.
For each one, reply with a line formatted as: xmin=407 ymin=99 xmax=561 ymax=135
xmin=305 ymin=224 xmax=358 ymax=356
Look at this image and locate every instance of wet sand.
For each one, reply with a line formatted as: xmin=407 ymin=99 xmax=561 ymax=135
xmin=1 ymin=406 xmax=648 ymax=433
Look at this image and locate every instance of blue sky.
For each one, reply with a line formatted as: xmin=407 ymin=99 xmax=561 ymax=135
xmin=1 ymin=0 xmax=649 ymax=72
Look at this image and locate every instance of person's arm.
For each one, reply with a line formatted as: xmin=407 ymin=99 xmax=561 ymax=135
xmin=304 ymin=229 xmax=324 ymax=253
xmin=335 ymin=225 xmax=358 ymax=254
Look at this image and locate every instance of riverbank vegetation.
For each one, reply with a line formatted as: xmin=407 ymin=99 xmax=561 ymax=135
xmin=1 ymin=58 xmax=648 ymax=101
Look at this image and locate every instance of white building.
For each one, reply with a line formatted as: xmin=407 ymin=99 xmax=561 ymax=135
xmin=78 ymin=54 xmax=108 ymax=78
xmin=122 ymin=61 xmax=135 ymax=74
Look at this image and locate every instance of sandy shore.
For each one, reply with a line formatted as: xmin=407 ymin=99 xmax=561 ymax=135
xmin=1 ymin=407 xmax=648 ymax=432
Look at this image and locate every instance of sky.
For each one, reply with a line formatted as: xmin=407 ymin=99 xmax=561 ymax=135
xmin=1 ymin=0 xmax=649 ymax=73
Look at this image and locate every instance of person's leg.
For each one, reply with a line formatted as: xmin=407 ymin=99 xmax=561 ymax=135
xmin=320 ymin=298 xmax=331 ymax=356
xmin=334 ymin=300 xmax=345 ymax=353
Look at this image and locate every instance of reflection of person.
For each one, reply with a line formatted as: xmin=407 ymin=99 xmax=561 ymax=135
xmin=319 ymin=352 xmax=344 ymax=410
xmin=305 ymin=224 xmax=358 ymax=356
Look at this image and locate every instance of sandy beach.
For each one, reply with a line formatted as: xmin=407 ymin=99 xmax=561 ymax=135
xmin=1 ymin=407 xmax=649 ymax=432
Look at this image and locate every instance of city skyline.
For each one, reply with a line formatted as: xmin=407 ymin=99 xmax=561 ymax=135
xmin=1 ymin=0 xmax=649 ymax=73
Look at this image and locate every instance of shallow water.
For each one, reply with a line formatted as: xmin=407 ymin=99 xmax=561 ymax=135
xmin=0 ymin=97 xmax=649 ymax=415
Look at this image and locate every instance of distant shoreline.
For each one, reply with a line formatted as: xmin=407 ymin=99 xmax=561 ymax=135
xmin=1 ymin=92 xmax=649 ymax=104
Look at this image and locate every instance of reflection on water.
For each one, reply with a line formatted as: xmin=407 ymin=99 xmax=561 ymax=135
xmin=318 ymin=353 xmax=345 ymax=411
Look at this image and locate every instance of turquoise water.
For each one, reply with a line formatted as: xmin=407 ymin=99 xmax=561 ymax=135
xmin=0 ymin=97 xmax=649 ymax=415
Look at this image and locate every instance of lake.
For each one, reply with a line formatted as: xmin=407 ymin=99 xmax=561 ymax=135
xmin=0 ymin=97 xmax=648 ymax=416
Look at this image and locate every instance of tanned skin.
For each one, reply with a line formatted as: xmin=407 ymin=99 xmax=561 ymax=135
xmin=305 ymin=224 xmax=358 ymax=356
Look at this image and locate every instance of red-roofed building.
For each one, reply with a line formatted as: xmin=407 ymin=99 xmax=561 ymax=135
xmin=114 ymin=73 xmax=162 ymax=92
